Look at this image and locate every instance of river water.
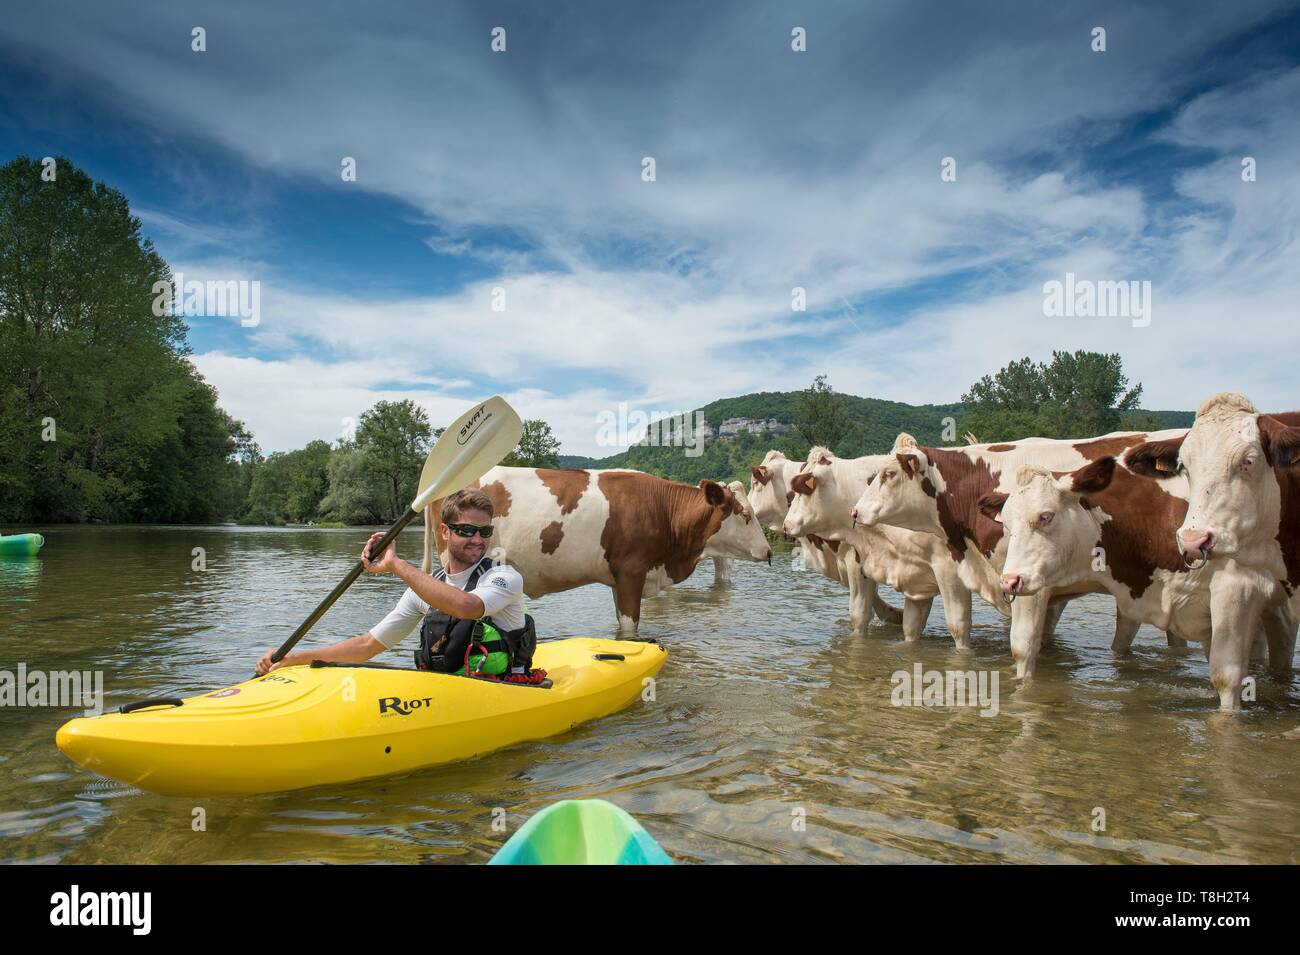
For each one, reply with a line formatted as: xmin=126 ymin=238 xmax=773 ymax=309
xmin=2 ymin=525 xmax=1297 ymax=864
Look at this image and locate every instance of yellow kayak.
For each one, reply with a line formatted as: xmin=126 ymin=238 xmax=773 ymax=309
xmin=56 ymin=638 xmax=665 ymax=796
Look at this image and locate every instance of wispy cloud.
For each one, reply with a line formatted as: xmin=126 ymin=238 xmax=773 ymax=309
xmin=2 ymin=0 xmax=1296 ymax=453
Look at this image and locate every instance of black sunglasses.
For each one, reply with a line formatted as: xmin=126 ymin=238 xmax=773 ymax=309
xmin=445 ymin=522 xmax=494 ymax=539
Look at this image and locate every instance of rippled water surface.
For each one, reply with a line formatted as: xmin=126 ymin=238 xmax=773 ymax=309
xmin=2 ymin=525 xmax=1297 ymax=864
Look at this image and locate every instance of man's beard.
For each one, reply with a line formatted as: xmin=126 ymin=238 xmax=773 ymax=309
xmin=448 ymin=537 xmax=486 ymax=567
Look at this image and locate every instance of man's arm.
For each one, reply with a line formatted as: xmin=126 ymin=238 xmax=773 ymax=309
xmin=362 ymin=532 xmax=485 ymax=620
xmin=256 ymin=633 xmax=385 ymax=675
xmin=391 ymin=561 xmax=485 ymax=619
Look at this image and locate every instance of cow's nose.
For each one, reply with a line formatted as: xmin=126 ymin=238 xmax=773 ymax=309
xmin=850 ymin=507 xmax=860 ymax=525
xmin=1000 ymin=574 xmax=1022 ymax=595
xmin=1178 ymin=529 xmax=1213 ymax=558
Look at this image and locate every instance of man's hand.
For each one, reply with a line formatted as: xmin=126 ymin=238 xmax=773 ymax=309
xmin=361 ymin=532 xmax=400 ymax=575
xmin=256 ymin=648 xmax=287 ymax=676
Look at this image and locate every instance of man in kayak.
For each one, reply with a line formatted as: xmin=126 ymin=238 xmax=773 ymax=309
xmin=256 ymin=489 xmax=532 ymax=677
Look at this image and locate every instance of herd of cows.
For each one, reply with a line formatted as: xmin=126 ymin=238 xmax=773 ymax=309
xmin=432 ymin=392 xmax=1300 ymax=711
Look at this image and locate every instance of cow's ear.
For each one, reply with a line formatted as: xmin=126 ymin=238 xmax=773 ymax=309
xmin=700 ymin=479 xmax=727 ymax=506
xmin=1070 ymin=456 xmax=1117 ymax=495
xmin=978 ymin=491 xmax=1008 ymax=521
xmin=751 ymin=465 xmax=770 ymax=485
xmin=1259 ymin=415 xmax=1300 ymax=467
xmin=789 ymin=472 xmax=817 ymax=495
xmin=896 ymin=453 xmax=921 ymax=479
xmin=1125 ymin=437 xmax=1183 ymax=479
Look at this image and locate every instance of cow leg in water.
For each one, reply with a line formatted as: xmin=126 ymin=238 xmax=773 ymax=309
xmin=843 ymin=548 xmax=869 ymax=634
xmin=611 ymin=570 xmax=646 ymax=633
xmin=1207 ymin=569 xmax=1264 ymax=711
xmin=1009 ymin=592 xmax=1051 ymax=679
xmin=1261 ymin=599 xmax=1297 ymax=675
xmin=1041 ymin=597 xmax=1067 ymax=645
xmin=858 ymin=574 xmax=882 ymax=632
xmin=872 ymin=592 xmax=904 ymax=625
xmin=1111 ymin=612 xmax=1141 ymax=654
xmin=936 ymin=576 xmax=973 ymax=651
xmin=902 ymin=597 xmax=933 ymax=642
xmin=711 ymin=556 xmax=732 ymax=586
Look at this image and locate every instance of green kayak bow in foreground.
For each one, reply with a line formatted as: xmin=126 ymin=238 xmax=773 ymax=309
xmin=489 ymin=799 xmax=673 ymax=865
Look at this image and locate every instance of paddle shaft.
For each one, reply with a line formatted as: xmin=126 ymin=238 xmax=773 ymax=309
xmin=270 ymin=507 xmax=418 ymax=663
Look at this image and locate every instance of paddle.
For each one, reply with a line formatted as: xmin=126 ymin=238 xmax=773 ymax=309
xmin=268 ymin=395 xmax=523 ymax=665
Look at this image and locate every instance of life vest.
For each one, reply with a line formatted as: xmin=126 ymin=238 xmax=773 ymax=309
xmin=414 ymin=557 xmax=536 ymax=676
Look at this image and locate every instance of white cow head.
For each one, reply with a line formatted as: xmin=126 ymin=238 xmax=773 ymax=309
xmin=1129 ymin=393 xmax=1297 ymax=565
xmin=781 ymin=448 xmax=861 ymax=539
xmin=850 ymin=433 xmax=944 ymax=535
xmin=748 ymin=450 xmax=793 ymax=530
xmin=990 ymin=461 xmax=1115 ymax=598
xmin=703 ymin=480 xmax=773 ymax=562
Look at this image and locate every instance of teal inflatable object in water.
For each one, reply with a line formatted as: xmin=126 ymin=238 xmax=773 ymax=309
xmin=489 ymin=799 xmax=673 ymax=865
xmin=0 ymin=533 xmax=43 ymax=557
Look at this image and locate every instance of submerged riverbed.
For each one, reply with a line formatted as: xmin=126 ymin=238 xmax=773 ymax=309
xmin=2 ymin=525 xmax=1297 ymax=864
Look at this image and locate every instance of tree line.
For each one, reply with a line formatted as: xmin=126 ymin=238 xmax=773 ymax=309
xmin=0 ymin=155 xmax=558 ymax=526
xmin=794 ymin=353 xmax=1166 ymax=453
xmin=243 ymin=402 xmax=560 ymax=526
xmin=587 ymin=355 xmax=1177 ymax=487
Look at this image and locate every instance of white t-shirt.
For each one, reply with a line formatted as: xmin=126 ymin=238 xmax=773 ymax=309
xmin=370 ymin=561 xmax=526 ymax=650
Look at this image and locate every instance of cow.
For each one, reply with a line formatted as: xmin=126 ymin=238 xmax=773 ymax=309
xmin=1125 ymin=394 xmax=1300 ymax=708
xmin=427 ymin=466 xmax=772 ymax=631
xmin=985 ymin=458 xmax=1291 ymax=709
xmin=781 ymin=448 xmax=1010 ymax=648
xmin=750 ymin=450 xmax=903 ymax=631
xmin=705 ymin=480 xmax=761 ymax=584
xmin=849 ymin=430 xmax=1186 ymax=676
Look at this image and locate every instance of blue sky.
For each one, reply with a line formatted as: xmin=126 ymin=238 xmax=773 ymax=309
xmin=2 ymin=1 xmax=1297 ymax=455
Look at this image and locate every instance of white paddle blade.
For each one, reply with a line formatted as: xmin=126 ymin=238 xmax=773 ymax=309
xmin=411 ymin=395 xmax=523 ymax=512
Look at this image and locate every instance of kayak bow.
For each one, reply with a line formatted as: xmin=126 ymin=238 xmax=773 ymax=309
xmin=490 ymin=799 xmax=673 ymax=865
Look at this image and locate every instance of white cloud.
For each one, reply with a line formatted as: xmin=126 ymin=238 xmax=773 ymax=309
xmin=5 ymin=0 xmax=1297 ymax=454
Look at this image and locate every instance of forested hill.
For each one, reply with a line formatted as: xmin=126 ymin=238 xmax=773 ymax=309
xmin=556 ymin=391 xmax=1194 ymax=485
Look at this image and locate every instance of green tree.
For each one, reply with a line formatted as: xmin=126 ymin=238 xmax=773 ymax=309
xmin=793 ymin=375 xmax=849 ymax=452
xmin=1038 ymin=350 xmax=1142 ymax=436
xmin=1117 ymin=410 xmax=1166 ymax=433
xmin=0 ymin=155 xmax=251 ymax=522
xmin=961 ymin=351 xmax=1145 ymax=441
xmin=355 ymin=399 xmax=432 ymax=521
xmin=319 ymin=444 xmax=386 ymax=524
xmin=284 ymin=440 xmax=333 ymax=522
xmin=503 ymin=418 xmax=561 ymax=468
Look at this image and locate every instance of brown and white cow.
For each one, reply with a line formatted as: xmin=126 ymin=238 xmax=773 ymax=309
xmin=986 ymin=458 xmax=1290 ymax=708
xmin=1126 ymin=394 xmax=1300 ymax=708
xmin=749 ymin=449 xmax=903 ymax=631
xmin=429 ymin=466 xmax=772 ymax=631
xmin=850 ymin=431 xmax=1185 ymax=676
xmin=781 ymin=448 xmax=1009 ymax=647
